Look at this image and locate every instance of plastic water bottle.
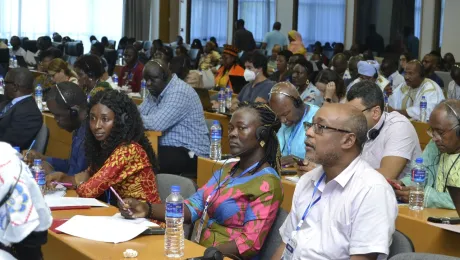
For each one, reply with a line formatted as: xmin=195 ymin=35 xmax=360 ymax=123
xmin=384 ymin=93 xmax=389 ymax=113
xmin=32 ymin=159 xmax=46 ymax=195
xmin=9 ymin=56 xmax=13 ymax=68
xmin=118 ymin=53 xmax=123 ymax=65
xmin=420 ymin=96 xmax=427 ymax=122
xmin=218 ymin=88 xmax=225 ymax=113
xmin=225 ymin=85 xmax=232 ymax=110
xmin=164 ymin=185 xmax=184 ymax=258
xmin=35 ymin=84 xmax=43 ymax=111
xmin=409 ymin=157 xmax=426 ymax=211
xmin=140 ymin=79 xmax=147 ymax=99
xmin=113 ymin=73 xmax=118 ymax=85
xmin=210 ymin=120 xmax=222 ymax=160
xmin=12 ymin=55 xmax=17 ymax=68
xmin=0 ymin=76 xmax=4 ymax=95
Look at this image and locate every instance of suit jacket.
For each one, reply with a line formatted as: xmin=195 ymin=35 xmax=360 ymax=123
xmin=0 ymin=96 xmax=43 ymax=150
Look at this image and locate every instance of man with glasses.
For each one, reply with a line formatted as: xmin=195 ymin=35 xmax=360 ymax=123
xmin=347 ymin=81 xmax=421 ymax=179
xmin=273 ymin=103 xmax=397 ymax=260
xmin=0 ymin=68 xmax=42 ymax=150
xmin=393 ymin=100 xmax=460 ymax=209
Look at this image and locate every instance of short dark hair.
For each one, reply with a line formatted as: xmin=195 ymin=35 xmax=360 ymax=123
xmin=42 ymin=36 xmax=52 ymax=49
xmin=101 ymin=36 xmax=108 ymax=44
xmin=347 ymin=80 xmax=384 ymax=111
xmin=343 ymin=111 xmax=368 ymax=151
xmin=170 ymin=56 xmax=191 ymax=80
xmin=295 ymin=57 xmax=313 ymax=75
xmin=273 ymin=22 xmax=281 ymax=30
xmin=47 ymin=82 xmax=87 ymax=109
xmin=236 ymin=19 xmax=245 ymax=28
xmin=315 ymin=69 xmax=346 ymax=99
xmin=246 ymin=52 xmax=268 ymax=76
xmin=124 ymin=45 xmax=138 ymax=58
xmin=92 ymin=42 xmax=104 ymax=56
xmin=7 ymin=68 xmax=34 ymax=92
xmin=74 ymin=54 xmax=104 ymax=79
xmin=382 ymin=57 xmax=398 ymax=72
xmin=39 ymin=47 xmax=63 ymax=61
xmin=278 ymin=50 xmax=293 ymax=61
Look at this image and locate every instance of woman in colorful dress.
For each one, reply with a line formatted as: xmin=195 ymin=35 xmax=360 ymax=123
xmin=46 ymin=90 xmax=161 ymax=209
xmin=119 ymin=102 xmax=284 ymax=259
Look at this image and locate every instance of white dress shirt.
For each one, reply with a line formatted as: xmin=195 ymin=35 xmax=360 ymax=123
xmin=388 ymin=71 xmax=405 ymax=90
xmin=279 ymin=156 xmax=398 ymax=260
xmin=9 ymin=47 xmax=26 ymax=57
xmin=389 ymin=78 xmax=445 ymax=121
xmin=362 ymin=112 xmax=422 ymax=179
xmin=447 ymin=80 xmax=460 ymax=99
xmin=346 ymin=75 xmax=390 ymax=94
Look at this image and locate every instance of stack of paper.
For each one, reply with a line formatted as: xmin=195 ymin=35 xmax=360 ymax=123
xmin=45 ymin=197 xmax=108 ymax=208
xmin=428 ymin=222 xmax=460 ymax=233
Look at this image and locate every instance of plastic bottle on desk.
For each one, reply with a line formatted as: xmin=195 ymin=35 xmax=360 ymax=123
xmin=35 ymin=84 xmax=43 ymax=111
xmin=13 ymin=55 xmax=17 ymax=68
xmin=118 ymin=53 xmax=123 ymax=66
xmin=420 ymin=96 xmax=427 ymax=122
xmin=9 ymin=56 xmax=13 ymax=68
xmin=113 ymin=73 xmax=118 ymax=86
xmin=210 ymin=120 xmax=222 ymax=160
xmin=225 ymin=85 xmax=232 ymax=110
xmin=384 ymin=93 xmax=389 ymax=113
xmin=0 ymin=76 xmax=4 ymax=95
xmin=140 ymin=79 xmax=147 ymax=99
xmin=218 ymin=88 xmax=225 ymax=113
xmin=164 ymin=185 xmax=184 ymax=258
xmin=32 ymin=159 xmax=46 ymax=195
xmin=409 ymin=157 xmax=426 ymax=211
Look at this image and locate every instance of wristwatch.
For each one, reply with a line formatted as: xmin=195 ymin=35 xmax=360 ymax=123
xmin=325 ymin=97 xmax=332 ymax=103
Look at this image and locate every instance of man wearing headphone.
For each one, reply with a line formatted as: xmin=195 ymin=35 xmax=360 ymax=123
xmin=347 ymin=81 xmax=421 ymax=180
xmin=25 ymin=82 xmax=88 ymax=176
xmin=388 ymin=60 xmax=445 ymax=121
xmin=393 ymin=100 xmax=460 ymax=209
xmin=269 ymin=82 xmax=319 ymax=166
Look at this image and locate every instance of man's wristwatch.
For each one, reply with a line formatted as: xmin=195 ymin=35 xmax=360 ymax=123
xmin=325 ymin=97 xmax=332 ymax=103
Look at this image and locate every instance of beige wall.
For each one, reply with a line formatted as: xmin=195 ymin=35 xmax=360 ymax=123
xmin=441 ymin=0 xmax=460 ymax=57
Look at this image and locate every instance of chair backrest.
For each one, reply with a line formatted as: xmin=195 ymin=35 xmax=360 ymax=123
xmin=23 ymin=40 xmax=38 ymax=53
xmin=0 ymin=49 xmax=9 ymax=63
xmin=64 ymin=42 xmax=84 ymax=65
xmin=108 ymin=40 xmax=116 ymax=49
xmin=390 ymin=253 xmax=459 ymax=260
xmin=143 ymin=41 xmax=152 ymax=51
xmin=259 ymin=208 xmax=288 ymax=259
xmin=435 ymin=71 xmax=452 ymax=89
xmin=32 ymin=123 xmax=49 ymax=154
xmin=52 ymin=42 xmax=64 ymax=53
xmin=411 ymin=121 xmax=430 ymax=150
xmin=388 ymin=230 xmax=415 ymax=259
xmin=104 ymin=49 xmax=118 ymax=76
xmin=19 ymin=37 xmax=29 ymax=47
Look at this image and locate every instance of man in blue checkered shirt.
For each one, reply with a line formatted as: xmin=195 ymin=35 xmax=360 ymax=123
xmin=139 ymin=59 xmax=210 ymax=177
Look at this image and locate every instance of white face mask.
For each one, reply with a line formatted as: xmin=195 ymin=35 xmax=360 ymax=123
xmin=244 ymin=69 xmax=257 ymax=82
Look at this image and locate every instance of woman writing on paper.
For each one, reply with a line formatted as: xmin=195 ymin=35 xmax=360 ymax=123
xmin=119 ymin=102 xmax=284 ymax=259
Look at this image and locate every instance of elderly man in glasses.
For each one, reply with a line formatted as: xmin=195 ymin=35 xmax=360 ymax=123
xmin=392 ymin=99 xmax=460 ymax=209
xmin=272 ymin=103 xmax=397 ymax=260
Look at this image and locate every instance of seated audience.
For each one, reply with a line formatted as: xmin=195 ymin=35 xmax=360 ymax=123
xmin=291 ymin=58 xmax=322 ymax=106
xmin=0 ymin=68 xmax=43 ymax=150
xmin=394 ymin=100 xmax=460 ymax=209
xmin=329 ymin=53 xmax=348 ymax=81
xmin=175 ymin=45 xmax=190 ymax=59
xmin=139 ymin=59 xmax=209 ymax=177
xmin=267 ymin=44 xmax=281 ymax=75
xmin=288 ymin=54 xmax=304 ymax=72
xmin=120 ymin=102 xmax=283 ymax=259
xmin=237 ymin=52 xmax=274 ymax=104
xmin=269 ymin=50 xmax=293 ymax=82
xmin=362 ymin=49 xmax=374 ymax=60
xmin=287 ymin=30 xmax=306 ymax=55
xmin=34 ymin=48 xmax=63 ymax=94
xmin=9 ymin=36 xmax=26 ymax=57
xmin=35 ymin=36 xmax=52 ymax=57
xmin=210 ymin=37 xmax=218 ymax=48
xmin=269 ymin=82 xmax=319 ymax=165
xmin=444 ymin=53 xmax=455 ymax=72
xmin=150 ymin=39 xmax=164 ymax=58
xmin=47 ymin=58 xmax=79 ymax=85
xmin=347 ymin=81 xmax=421 ymax=179
xmin=215 ymin=44 xmax=245 ymax=89
xmin=90 ymin=42 xmax=109 ymax=72
xmin=89 ymin=35 xmax=98 ymax=44
xmin=333 ymin=42 xmax=345 ymax=56
xmin=347 ymin=55 xmax=365 ymax=84
xmin=119 ymin=45 xmax=144 ymax=92
xmin=262 ymin=22 xmax=288 ymax=55
xmin=389 ymin=60 xmax=445 ymax=121
xmin=380 ymin=57 xmax=406 ymax=90
xmin=170 ymin=56 xmax=191 ymax=81
xmin=101 ymin=36 xmax=110 ymax=49
xmin=422 ymin=53 xmax=444 ymax=88
xmin=170 ymin=35 xmax=190 ymax=50
xmin=315 ymin=69 xmax=347 ymax=104
xmin=273 ymin=103 xmax=397 ymax=260
xmin=25 ymin=83 xmax=88 ymax=176
xmin=73 ymin=54 xmax=111 ymax=99
xmin=154 ymin=46 xmax=174 ymax=64
xmin=399 ymin=52 xmax=412 ymax=76
xmin=448 ymin=63 xmax=460 ymax=99
xmin=0 ymin=143 xmax=52 ymax=260
xmin=347 ymin=60 xmax=390 ymax=94
xmin=198 ymin=41 xmax=221 ymax=71
xmin=46 ymin=90 xmax=162 ymax=211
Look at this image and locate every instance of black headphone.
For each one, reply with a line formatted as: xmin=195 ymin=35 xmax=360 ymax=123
xmin=55 ymin=84 xmax=79 ymax=118
xmin=152 ymin=60 xmax=169 ymax=81
xmin=256 ymin=126 xmax=270 ymax=142
xmin=269 ymin=89 xmax=303 ymax=108
xmin=444 ymin=102 xmax=460 ymax=137
xmin=368 ymin=113 xmax=386 ymax=140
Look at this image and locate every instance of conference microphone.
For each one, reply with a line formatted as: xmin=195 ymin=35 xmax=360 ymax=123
xmin=185 ymin=247 xmax=223 ymax=260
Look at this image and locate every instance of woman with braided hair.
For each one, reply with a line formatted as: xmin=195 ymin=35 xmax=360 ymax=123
xmin=119 ymin=102 xmax=284 ymax=259
xmin=46 ymin=90 xmax=162 ymax=213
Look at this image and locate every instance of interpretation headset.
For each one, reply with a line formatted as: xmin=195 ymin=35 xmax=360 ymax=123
xmin=409 ymin=59 xmax=425 ymax=78
xmin=368 ymin=118 xmax=385 ymax=140
xmin=444 ymin=102 xmax=460 ymax=137
xmin=269 ymin=89 xmax=303 ymax=108
xmin=55 ymin=84 xmax=80 ymax=118
xmin=256 ymin=125 xmax=270 ymax=142
xmin=152 ymin=59 xmax=169 ymax=81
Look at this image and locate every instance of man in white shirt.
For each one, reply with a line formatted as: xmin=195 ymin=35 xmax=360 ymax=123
xmin=9 ymin=36 xmax=26 ymax=57
xmin=347 ymin=81 xmax=421 ymax=179
xmin=389 ymin=60 xmax=445 ymax=121
xmin=272 ymin=103 xmax=398 ymax=260
xmin=447 ymin=64 xmax=460 ymax=99
xmin=380 ymin=57 xmax=405 ymax=91
xmin=262 ymin=22 xmax=289 ymax=56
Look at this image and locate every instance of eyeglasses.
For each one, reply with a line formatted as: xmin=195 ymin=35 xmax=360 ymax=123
xmin=303 ymin=122 xmax=351 ymax=135
xmin=427 ymin=125 xmax=459 ymax=139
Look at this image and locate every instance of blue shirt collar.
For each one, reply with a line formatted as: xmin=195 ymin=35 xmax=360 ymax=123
xmin=11 ymin=94 xmax=32 ymax=106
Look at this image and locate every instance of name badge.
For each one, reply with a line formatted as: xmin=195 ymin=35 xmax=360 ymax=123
xmin=281 ymin=231 xmax=298 ymax=260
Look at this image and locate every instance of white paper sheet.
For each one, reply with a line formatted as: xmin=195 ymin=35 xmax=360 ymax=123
xmin=56 ymin=215 xmax=147 ymax=243
xmin=25 ymin=50 xmax=36 ymax=65
xmin=45 ymin=197 xmax=108 ymax=208
xmin=428 ymin=222 xmax=460 ymax=233
xmin=111 ymin=213 xmax=159 ymax=227
xmin=285 ymin=176 xmax=300 ymax=183
xmin=44 ymin=184 xmax=66 ymax=199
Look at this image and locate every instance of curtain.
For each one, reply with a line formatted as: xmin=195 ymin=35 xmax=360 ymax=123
xmin=297 ymin=0 xmax=346 ymax=46
xmin=238 ymin=0 xmax=276 ymax=42
xmin=123 ymin=0 xmax=151 ymax=41
xmin=0 ymin=0 xmax=123 ymax=52
xmin=414 ymin=0 xmax=422 ymax=39
xmin=190 ymin=0 xmax=228 ymax=47
xmin=390 ymin=0 xmax=415 ymax=44
xmin=438 ymin=0 xmax=445 ymax=47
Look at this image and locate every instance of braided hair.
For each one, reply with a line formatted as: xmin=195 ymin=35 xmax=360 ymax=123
xmin=235 ymin=102 xmax=282 ymax=175
xmin=85 ymin=90 xmax=159 ymax=174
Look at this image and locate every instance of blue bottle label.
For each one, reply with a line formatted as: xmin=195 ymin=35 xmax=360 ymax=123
xmin=412 ymin=169 xmax=426 ymax=182
xmin=211 ymin=129 xmax=221 ymax=140
xmin=166 ymin=202 xmax=183 ymax=218
xmin=420 ymin=102 xmax=427 ymax=109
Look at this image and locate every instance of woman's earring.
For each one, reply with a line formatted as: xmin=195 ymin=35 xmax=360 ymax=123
xmin=260 ymin=140 xmax=265 ymax=148
xmin=306 ymin=79 xmax=310 ymax=86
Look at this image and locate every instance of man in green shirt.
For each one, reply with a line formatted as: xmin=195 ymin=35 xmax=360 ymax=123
xmin=393 ymin=99 xmax=460 ymax=209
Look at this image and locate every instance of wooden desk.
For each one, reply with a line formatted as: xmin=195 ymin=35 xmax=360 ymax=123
xmin=43 ymin=191 xmax=212 ymax=260
xmin=114 ymin=64 xmax=122 ymax=77
xmin=412 ymin=121 xmax=430 ymax=150
xmin=204 ymin=112 xmax=231 ymax=154
xmin=209 ymin=89 xmax=238 ymax=99
xmin=396 ymin=206 xmax=460 ymax=257
xmin=132 ymin=97 xmax=143 ymax=105
xmin=197 ymin=157 xmax=295 ymax=212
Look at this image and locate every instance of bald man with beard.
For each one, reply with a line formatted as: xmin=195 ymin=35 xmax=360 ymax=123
xmin=269 ymin=82 xmax=319 ymax=166
xmin=272 ymin=103 xmax=397 ymax=260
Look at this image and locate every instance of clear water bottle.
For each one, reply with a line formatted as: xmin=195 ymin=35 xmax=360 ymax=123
xmin=225 ymin=85 xmax=232 ymax=110
xmin=32 ymin=159 xmax=46 ymax=195
xmin=113 ymin=73 xmax=118 ymax=85
xmin=140 ymin=79 xmax=147 ymax=99
xmin=210 ymin=120 xmax=222 ymax=160
xmin=9 ymin=56 xmax=13 ymax=68
xmin=420 ymin=96 xmax=427 ymax=122
xmin=0 ymin=76 xmax=4 ymax=95
xmin=118 ymin=53 xmax=123 ymax=66
xmin=384 ymin=93 xmax=389 ymax=113
xmin=164 ymin=185 xmax=184 ymax=258
xmin=409 ymin=157 xmax=426 ymax=211
xmin=35 ymin=84 xmax=43 ymax=111
xmin=13 ymin=55 xmax=17 ymax=68
xmin=218 ymin=88 xmax=225 ymax=113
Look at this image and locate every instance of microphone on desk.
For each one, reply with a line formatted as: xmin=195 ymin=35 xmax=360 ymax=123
xmin=185 ymin=247 xmax=223 ymax=260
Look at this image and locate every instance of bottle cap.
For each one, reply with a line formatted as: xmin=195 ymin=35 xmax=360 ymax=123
xmin=13 ymin=146 xmax=20 ymax=153
xmin=415 ymin=157 xmax=423 ymax=164
xmin=213 ymin=120 xmax=219 ymax=125
xmin=422 ymin=96 xmax=425 ymax=98
xmin=34 ymin=159 xmax=42 ymax=165
xmin=171 ymin=185 xmax=180 ymax=192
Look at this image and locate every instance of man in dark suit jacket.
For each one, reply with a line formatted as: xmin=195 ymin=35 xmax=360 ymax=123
xmin=233 ymin=19 xmax=256 ymax=52
xmin=0 ymin=68 xmax=43 ymax=150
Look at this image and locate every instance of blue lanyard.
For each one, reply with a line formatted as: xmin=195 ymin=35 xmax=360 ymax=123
xmin=105 ymin=190 xmax=111 ymax=204
xmin=286 ymin=108 xmax=308 ymax=155
xmin=127 ymin=62 xmax=139 ymax=81
xmin=295 ymin=173 xmax=325 ymax=231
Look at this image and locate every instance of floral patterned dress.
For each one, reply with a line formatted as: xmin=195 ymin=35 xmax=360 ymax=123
xmin=185 ymin=164 xmax=283 ymax=259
